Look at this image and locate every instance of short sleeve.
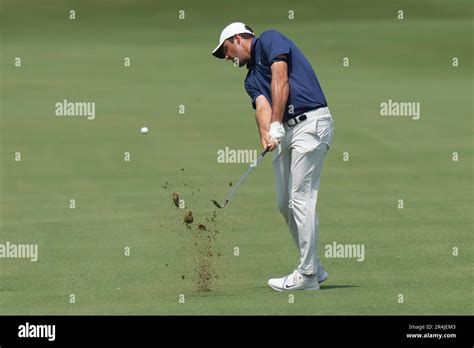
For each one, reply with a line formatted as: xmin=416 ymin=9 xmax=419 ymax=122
xmin=244 ymin=74 xmax=262 ymax=110
xmin=259 ymin=30 xmax=291 ymax=64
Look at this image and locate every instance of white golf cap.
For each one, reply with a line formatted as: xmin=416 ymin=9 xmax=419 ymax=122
xmin=212 ymin=22 xmax=254 ymax=59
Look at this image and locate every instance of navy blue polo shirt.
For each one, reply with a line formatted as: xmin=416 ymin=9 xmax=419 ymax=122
xmin=244 ymin=30 xmax=327 ymax=122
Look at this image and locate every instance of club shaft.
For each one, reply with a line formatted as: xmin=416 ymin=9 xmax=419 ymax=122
xmin=223 ymin=148 xmax=269 ymax=204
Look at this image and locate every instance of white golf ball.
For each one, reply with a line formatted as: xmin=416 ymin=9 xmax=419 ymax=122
xmin=140 ymin=126 xmax=149 ymax=135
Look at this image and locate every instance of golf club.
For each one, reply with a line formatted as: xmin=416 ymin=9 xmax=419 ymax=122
xmin=212 ymin=147 xmax=270 ymax=209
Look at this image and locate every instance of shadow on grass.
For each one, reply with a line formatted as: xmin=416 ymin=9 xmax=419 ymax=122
xmin=320 ymin=285 xmax=360 ymax=290
xmin=255 ymin=284 xmax=360 ymax=291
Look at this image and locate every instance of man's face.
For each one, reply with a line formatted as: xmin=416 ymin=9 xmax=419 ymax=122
xmin=222 ymin=35 xmax=250 ymax=67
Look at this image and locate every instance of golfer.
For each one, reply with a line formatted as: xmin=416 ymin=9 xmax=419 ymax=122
xmin=212 ymin=23 xmax=334 ymax=291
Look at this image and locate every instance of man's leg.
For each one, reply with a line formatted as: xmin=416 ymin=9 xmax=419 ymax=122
xmin=272 ymin=138 xmax=300 ymax=247
xmin=289 ymin=112 xmax=334 ymax=275
xmin=289 ymin=143 xmax=328 ymax=275
xmin=273 ymin=117 xmax=332 ymax=274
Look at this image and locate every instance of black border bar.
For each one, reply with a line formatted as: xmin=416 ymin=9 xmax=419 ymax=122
xmin=0 ymin=315 xmax=472 ymax=346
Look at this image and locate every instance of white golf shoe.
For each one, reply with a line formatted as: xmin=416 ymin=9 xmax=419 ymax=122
xmin=268 ymin=270 xmax=320 ymax=292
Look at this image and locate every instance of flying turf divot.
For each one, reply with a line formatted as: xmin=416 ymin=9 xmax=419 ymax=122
xmin=194 ymin=211 xmax=220 ymax=292
xmin=167 ymin=184 xmax=221 ymax=292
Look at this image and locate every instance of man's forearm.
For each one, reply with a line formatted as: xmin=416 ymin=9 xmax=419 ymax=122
xmin=271 ymin=61 xmax=289 ymax=123
xmin=255 ymin=95 xmax=272 ymax=137
xmin=271 ymin=81 xmax=289 ymax=123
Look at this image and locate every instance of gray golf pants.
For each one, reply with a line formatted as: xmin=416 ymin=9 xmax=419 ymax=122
xmin=272 ymin=107 xmax=334 ymax=275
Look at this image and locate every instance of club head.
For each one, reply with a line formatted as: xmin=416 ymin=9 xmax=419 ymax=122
xmin=211 ymin=199 xmax=222 ymax=209
xmin=211 ymin=199 xmax=227 ymax=209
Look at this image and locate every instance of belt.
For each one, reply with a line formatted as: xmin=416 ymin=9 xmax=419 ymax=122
xmin=284 ymin=106 xmax=329 ymax=128
xmin=285 ymin=113 xmax=308 ymax=128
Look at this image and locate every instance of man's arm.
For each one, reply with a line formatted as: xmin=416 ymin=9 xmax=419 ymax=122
xmin=255 ymin=95 xmax=278 ymax=151
xmin=270 ymin=58 xmax=289 ymax=123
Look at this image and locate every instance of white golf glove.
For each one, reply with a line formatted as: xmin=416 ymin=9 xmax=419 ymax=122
xmin=269 ymin=121 xmax=285 ymax=143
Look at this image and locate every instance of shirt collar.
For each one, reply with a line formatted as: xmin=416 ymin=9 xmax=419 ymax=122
xmin=246 ymin=37 xmax=258 ymax=70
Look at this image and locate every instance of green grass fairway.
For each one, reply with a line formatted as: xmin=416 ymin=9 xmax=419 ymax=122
xmin=0 ymin=0 xmax=472 ymax=315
